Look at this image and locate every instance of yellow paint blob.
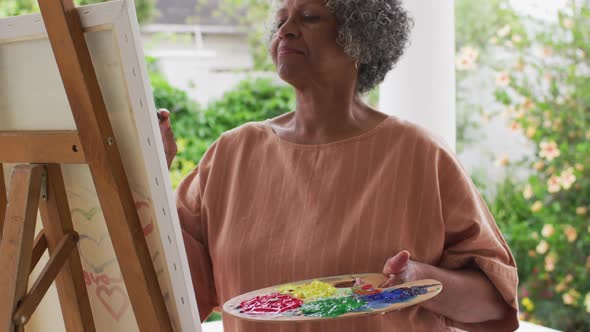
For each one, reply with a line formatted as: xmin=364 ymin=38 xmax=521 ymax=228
xmin=277 ymin=280 xmax=337 ymax=301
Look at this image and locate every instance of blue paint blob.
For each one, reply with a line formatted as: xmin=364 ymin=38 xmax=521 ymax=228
xmin=358 ymin=285 xmax=434 ymax=309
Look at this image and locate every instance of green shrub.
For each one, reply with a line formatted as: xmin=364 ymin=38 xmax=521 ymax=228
xmin=150 ymin=71 xmax=295 ymax=187
xmin=486 ymin=1 xmax=590 ymax=330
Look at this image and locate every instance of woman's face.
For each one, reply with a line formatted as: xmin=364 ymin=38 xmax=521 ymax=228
xmin=270 ymin=0 xmax=355 ymax=89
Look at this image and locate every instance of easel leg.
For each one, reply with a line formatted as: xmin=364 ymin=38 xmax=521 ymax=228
xmin=37 ymin=164 xmax=94 ymax=331
xmin=0 ymin=165 xmax=44 ymax=332
xmin=0 ymin=163 xmax=7 ymax=240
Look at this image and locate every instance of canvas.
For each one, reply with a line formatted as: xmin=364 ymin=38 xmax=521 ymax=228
xmin=0 ymin=1 xmax=201 ymax=331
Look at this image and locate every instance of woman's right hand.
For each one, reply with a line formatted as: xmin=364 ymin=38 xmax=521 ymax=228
xmin=158 ymin=109 xmax=178 ymax=170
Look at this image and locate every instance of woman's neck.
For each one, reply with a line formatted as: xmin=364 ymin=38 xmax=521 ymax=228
xmin=290 ymin=84 xmax=368 ymax=141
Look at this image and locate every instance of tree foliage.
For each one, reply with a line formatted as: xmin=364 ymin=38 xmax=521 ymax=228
xmin=0 ymin=0 xmax=156 ymax=23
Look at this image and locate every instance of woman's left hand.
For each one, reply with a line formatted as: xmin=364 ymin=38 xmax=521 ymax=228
xmin=379 ymin=250 xmax=419 ymax=288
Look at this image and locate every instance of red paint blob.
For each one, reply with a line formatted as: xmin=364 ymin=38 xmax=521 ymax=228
xmin=239 ymin=293 xmax=303 ymax=315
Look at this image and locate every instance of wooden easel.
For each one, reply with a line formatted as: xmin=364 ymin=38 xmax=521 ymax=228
xmin=0 ymin=0 xmax=172 ymax=331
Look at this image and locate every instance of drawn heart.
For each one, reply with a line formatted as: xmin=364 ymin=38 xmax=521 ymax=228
xmin=96 ymin=285 xmax=130 ymax=321
xmin=143 ymin=222 xmax=154 ymax=236
xmin=71 ymin=207 xmax=101 ymax=222
xmin=79 ymin=233 xmax=118 ymax=274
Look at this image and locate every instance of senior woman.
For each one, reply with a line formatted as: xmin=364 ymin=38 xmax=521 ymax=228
xmin=159 ymin=0 xmax=519 ymax=331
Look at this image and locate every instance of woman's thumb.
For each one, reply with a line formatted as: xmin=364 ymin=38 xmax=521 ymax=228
xmin=383 ymin=250 xmax=411 ymax=275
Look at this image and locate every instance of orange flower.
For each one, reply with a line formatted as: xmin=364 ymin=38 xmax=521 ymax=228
xmin=539 ymin=141 xmax=560 ymax=161
xmin=495 ymin=154 xmax=510 ymax=167
xmin=543 ymin=46 xmax=554 ymax=57
xmin=533 ymin=161 xmax=545 ymax=171
xmin=547 ymin=176 xmax=561 ymax=193
xmin=523 ymin=184 xmax=533 ymax=199
xmin=559 ymin=168 xmax=576 ymax=189
xmin=536 ymin=240 xmax=549 ymax=254
xmin=526 ymin=126 xmax=536 ymax=138
xmin=563 ymin=289 xmax=580 ymax=306
xmin=522 ymin=98 xmax=535 ymax=110
xmin=564 ymin=225 xmax=578 ymax=243
xmin=497 ymin=25 xmax=511 ymax=38
xmin=544 ymin=253 xmax=557 ymax=271
xmin=541 ymin=224 xmax=555 ymax=237
xmin=512 ymin=35 xmax=523 ymax=44
xmin=456 ymin=46 xmax=479 ymax=71
xmin=531 ymin=201 xmax=543 ymax=213
xmin=495 ymin=72 xmax=511 ymax=87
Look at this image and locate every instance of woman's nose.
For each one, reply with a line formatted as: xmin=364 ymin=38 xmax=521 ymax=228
xmin=278 ymin=18 xmax=301 ymax=39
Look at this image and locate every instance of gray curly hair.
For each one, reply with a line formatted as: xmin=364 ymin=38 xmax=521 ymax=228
xmin=269 ymin=0 xmax=413 ymax=94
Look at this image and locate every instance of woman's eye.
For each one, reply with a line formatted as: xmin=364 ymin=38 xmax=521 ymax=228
xmin=302 ymin=15 xmax=320 ymax=22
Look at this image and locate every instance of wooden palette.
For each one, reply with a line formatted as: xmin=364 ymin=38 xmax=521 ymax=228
xmin=223 ymin=274 xmax=442 ymax=322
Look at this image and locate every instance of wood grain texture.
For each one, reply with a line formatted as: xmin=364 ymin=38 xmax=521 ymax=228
xmin=37 ymin=0 xmax=171 ymax=330
xmin=0 ymin=131 xmax=85 ymax=164
xmin=0 ymin=164 xmax=44 ymax=331
xmin=14 ymin=232 xmax=79 ymax=326
xmin=30 ymin=231 xmax=47 ymax=274
xmin=37 ymin=164 xmax=94 ymax=331
xmin=0 ymin=163 xmax=6 ymax=240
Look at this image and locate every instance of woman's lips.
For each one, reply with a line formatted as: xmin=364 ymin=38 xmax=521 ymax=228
xmin=278 ymin=47 xmax=305 ymax=56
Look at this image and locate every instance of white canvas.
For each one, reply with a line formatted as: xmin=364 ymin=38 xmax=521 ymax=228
xmin=0 ymin=1 xmax=201 ymax=331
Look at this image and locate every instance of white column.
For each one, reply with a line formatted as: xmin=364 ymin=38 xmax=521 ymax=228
xmin=379 ymin=0 xmax=456 ymax=150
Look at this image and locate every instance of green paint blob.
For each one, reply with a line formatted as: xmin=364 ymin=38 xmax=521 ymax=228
xmin=299 ymin=296 xmax=367 ymax=317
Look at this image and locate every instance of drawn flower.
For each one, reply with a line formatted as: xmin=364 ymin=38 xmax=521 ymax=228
xmin=541 ymin=224 xmax=555 ymax=238
xmin=536 ymin=240 xmax=549 ymax=255
xmin=564 ymin=225 xmax=577 ymax=243
xmin=559 ymin=168 xmax=576 ymax=189
xmin=523 ymin=184 xmax=534 ymax=199
xmin=576 ymin=207 xmax=587 ymax=215
xmin=547 ymin=176 xmax=561 ymax=193
xmin=531 ymin=201 xmax=543 ymax=213
xmin=539 ymin=141 xmax=560 ymax=161
xmin=495 ymin=72 xmax=511 ymax=87
xmin=497 ymin=25 xmax=511 ymax=38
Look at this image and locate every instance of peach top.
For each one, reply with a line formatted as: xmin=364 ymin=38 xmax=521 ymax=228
xmin=176 ymin=115 xmax=519 ymax=332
